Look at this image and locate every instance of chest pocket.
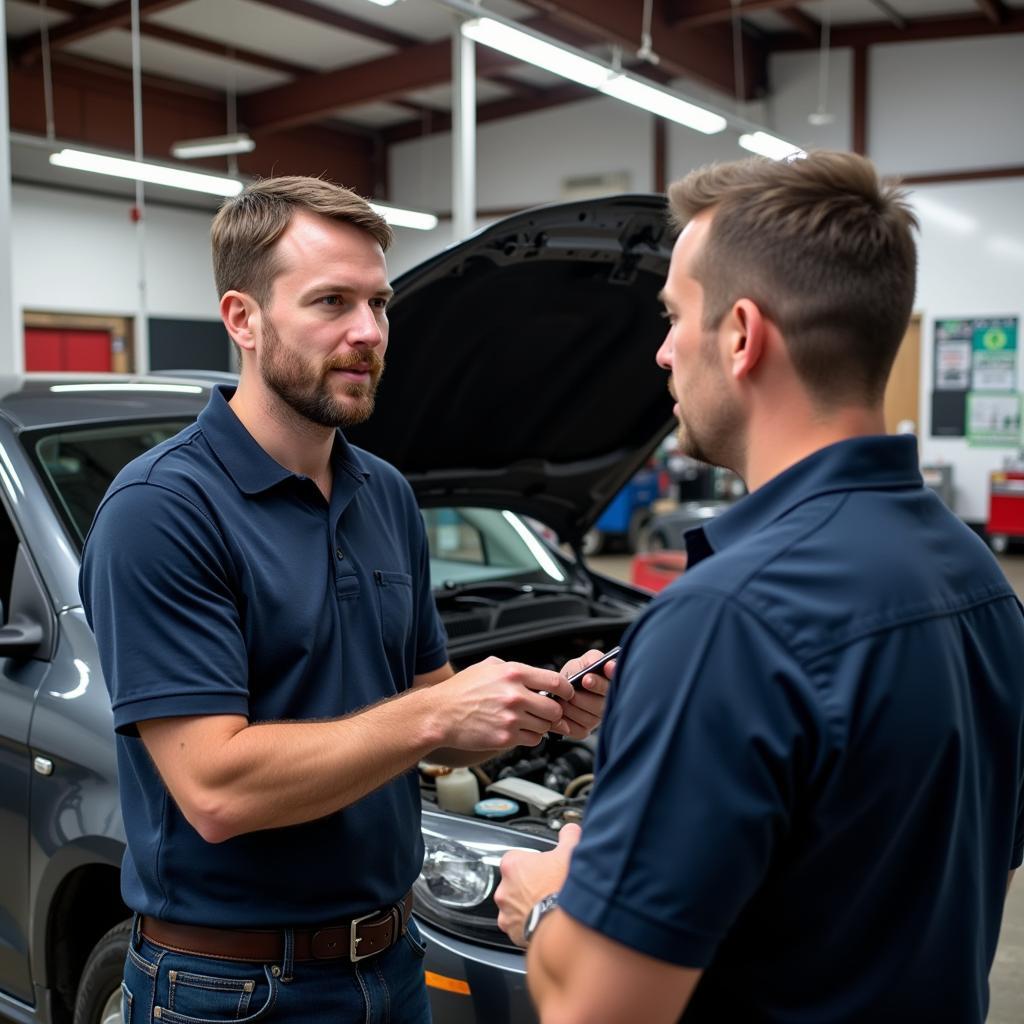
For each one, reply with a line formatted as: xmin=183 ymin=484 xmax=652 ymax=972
xmin=374 ymin=570 xmax=414 ymax=672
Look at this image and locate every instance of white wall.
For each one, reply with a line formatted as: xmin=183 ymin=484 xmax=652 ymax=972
xmin=12 ymin=183 xmax=219 ymax=321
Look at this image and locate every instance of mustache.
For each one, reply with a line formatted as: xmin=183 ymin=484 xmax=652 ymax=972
xmin=324 ymin=351 xmax=385 ymax=375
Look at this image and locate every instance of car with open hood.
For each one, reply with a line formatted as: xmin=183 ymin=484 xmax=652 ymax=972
xmin=0 ymin=194 xmax=674 ymax=1024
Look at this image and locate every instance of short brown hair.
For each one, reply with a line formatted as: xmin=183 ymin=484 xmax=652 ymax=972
xmin=668 ymin=151 xmax=917 ymax=405
xmin=211 ymin=176 xmax=393 ymax=307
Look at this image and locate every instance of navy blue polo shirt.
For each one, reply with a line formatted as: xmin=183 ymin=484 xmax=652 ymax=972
xmin=80 ymin=385 xmax=448 ymax=927
xmin=560 ymin=435 xmax=1024 ymax=1022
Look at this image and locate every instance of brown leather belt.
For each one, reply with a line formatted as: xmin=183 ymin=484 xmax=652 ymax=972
xmin=140 ymin=891 xmax=414 ymax=964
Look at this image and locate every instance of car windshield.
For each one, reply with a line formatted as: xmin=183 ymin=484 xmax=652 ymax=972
xmin=27 ymin=422 xmax=568 ymax=589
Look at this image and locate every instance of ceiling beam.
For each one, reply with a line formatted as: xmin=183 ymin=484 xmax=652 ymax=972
xmin=13 ymin=1 xmax=310 ymax=77
xmin=768 ymin=9 xmax=1024 ymax=48
xmin=244 ymin=0 xmax=416 ymax=50
xmin=523 ymin=0 xmax=765 ymax=99
xmin=240 ymin=31 xmax=543 ymax=133
xmin=664 ymin=0 xmax=816 ymax=30
xmin=778 ymin=8 xmax=821 ymax=41
xmin=13 ymin=0 xmax=188 ymax=65
xmin=383 ymin=81 xmax=595 ymax=145
xmin=974 ymin=0 xmax=1006 ymax=24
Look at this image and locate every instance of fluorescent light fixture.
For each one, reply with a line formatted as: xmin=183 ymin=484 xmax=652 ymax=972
xmin=49 ymin=148 xmax=243 ymax=197
xmin=463 ymin=17 xmax=608 ymax=88
xmin=600 ymin=75 xmax=727 ymax=134
xmin=368 ymin=202 xmax=438 ymax=231
xmin=364 ymin=0 xmax=399 ymax=5
xmin=49 ymin=383 xmax=205 ymax=394
xmin=738 ymin=132 xmax=806 ymax=161
xmin=171 ymin=132 xmax=255 ymax=160
xmin=463 ymin=17 xmax=726 ymax=134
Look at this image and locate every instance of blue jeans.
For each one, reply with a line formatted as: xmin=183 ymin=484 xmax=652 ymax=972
xmin=122 ymin=915 xmax=432 ymax=1024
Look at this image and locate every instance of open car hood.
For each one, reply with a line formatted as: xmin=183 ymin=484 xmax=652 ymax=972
xmin=345 ymin=194 xmax=676 ymax=545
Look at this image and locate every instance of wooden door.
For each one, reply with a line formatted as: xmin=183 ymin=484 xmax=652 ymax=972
xmin=885 ymin=316 xmax=921 ymax=435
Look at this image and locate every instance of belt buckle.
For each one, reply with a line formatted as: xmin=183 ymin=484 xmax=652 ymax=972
xmin=350 ymin=910 xmax=378 ymax=962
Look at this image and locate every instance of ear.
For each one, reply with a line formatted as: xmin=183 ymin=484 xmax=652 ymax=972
xmin=220 ymin=291 xmax=259 ymax=353
xmin=724 ymin=298 xmax=767 ymax=382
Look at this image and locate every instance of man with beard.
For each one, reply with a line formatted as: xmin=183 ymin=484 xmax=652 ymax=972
xmin=495 ymin=151 xmax=1024 ymax=1023
xmin=80 ymin=177 xmax=610 ymax=1022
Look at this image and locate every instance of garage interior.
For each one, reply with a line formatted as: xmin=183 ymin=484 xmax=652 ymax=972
xmin=1 ymin=0 xmax=1023 ymax=1021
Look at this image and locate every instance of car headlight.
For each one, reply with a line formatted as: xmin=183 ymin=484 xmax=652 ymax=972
xmin=414 ymin=812 xmax=554 ymax=950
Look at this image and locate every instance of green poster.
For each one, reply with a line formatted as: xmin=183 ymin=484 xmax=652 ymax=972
xmin=966 ymin=391 xmax=1022 ymax=446
xmin=970 ymin=319 xmax=1018 ymax=391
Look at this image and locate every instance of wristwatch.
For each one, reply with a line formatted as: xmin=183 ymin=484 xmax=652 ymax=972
xmin=523 ymin=892 xmax=559 ymax=944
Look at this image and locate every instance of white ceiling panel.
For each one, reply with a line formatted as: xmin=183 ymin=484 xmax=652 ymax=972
xmin=801 ymin=0 xmax=893 ymax=24
xmin=886 ymin=0 xmax=979 ymax=15
xmin=308 ymin=0 xmax=535 ymax=44
xmin=743 ymin=9 xmax=808 ymax=31
xmin=802 ymin=0 xmax=988 ymax=21
xmin=333 ymin=100 xmax=417 ymax=126
xmin=6 ymin=0 xmax=67 ymax=37
xmin=493 ymin=63 xmax=567 ymax=89
xmin=64 ymin=29 xmax=290 ymax=92
xmin=405 ymin=77 xmax=513 ymax=109
xmin=150 ymin=0 xmax=393 ymax=72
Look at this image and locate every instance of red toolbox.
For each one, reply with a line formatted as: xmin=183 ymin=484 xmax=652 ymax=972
xmin=986 ymin=470 xmax=1024 ymax=553
xmin=631 ymin=551 xmax=687 ymax=593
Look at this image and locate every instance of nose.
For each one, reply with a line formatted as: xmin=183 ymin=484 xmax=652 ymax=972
xmin=347 ymin=303 xmax=386 ymax=350
xmin=655 ymin=332 xmax=673 ymax=370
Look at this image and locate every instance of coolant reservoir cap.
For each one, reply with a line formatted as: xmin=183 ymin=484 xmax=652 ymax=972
xmin=474 ymin=797 xmax=520 ymax=820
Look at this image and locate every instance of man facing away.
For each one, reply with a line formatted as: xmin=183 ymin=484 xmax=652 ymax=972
xmin=80 ymin=177 xmax=612 ymax=1022
xmin=496 ymin=151 xmax=1024 ymax=1024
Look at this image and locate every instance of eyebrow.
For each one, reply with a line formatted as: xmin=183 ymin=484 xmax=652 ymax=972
xmin=306 ymin=282 xmax=394 ymax=301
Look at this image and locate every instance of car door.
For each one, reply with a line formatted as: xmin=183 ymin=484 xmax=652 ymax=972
xmin=0 ymin=495 xmax=47 ymax=1006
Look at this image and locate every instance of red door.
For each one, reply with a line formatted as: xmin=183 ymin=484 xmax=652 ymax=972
xmin=25 ymin=328 xmax=112 ymax=372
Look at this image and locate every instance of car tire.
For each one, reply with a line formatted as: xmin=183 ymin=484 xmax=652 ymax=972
xmin=989 ymin=533 xmax=1009 ymax=554
xmin=74 ymin=919 xmax=132 ymax=1024
xmin=626 ymin=510 xmax=650 ymax=554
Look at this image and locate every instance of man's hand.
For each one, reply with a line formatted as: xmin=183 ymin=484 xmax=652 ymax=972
xmin=496 ymin=823 xmax=581 ymax=946
xmin=430 ymin=657 xmax=575 ymax=751
xmin=558 ymin=649 xmax=616 ymax=740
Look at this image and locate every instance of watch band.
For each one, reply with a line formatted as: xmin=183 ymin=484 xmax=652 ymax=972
xmin=523 ymin=891 xmax=559 ymax=944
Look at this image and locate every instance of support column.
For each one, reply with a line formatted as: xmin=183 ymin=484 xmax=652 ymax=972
xmin=0 ymin=1 xmax=19 ymax=374
xmin=451 ymin=18 xmax=476 ymax=242
xmin=852 ymin=45 xmax=868 ymax=156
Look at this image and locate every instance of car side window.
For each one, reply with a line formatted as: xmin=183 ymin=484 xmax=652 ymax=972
xmin=423 ymin=509 xmax=486 ymax=565
xmin=0 ymin=500 xmax=18 ymax=623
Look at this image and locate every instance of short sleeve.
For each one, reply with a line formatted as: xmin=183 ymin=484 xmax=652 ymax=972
xmin=558 ymin=588 xmax=826 ymax=967
xmin=80 ymin=482 xmax=250 ymax=735
xmin=412 ymin=506 xmax=448 ymax=675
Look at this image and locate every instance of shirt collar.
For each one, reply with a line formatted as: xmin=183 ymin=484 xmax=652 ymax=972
xmin=198 ymin=384 xmax=371 ymax=496
xmin=686 ymin=434 xmax=922 ymax=567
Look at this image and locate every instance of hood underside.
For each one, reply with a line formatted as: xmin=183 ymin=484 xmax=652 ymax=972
xmin=346 ymin=194 xmax=677 ymax=543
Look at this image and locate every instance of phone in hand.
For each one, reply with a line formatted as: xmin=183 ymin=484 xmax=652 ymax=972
xmin=565 ymin=646 xmax=621 ymax=689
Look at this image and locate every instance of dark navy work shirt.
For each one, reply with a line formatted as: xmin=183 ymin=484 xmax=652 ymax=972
xmin=81 ymin=386 xmax=448 ymax=927
xmin=560 ymin=435 xmax=1024 ymax=1022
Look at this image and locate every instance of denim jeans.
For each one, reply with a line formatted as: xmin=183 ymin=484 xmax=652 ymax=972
xmin=122 ymin=915 xmax=432 ymax=1024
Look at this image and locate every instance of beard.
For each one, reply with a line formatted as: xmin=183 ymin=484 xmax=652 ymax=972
xmin=258 ymin=314 xmax=385 ymax=429
xmin=670 ymin=344 xmax=744 ymax=471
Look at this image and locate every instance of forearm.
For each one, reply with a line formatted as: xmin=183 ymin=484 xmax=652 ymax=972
xmin=155 ymin=686 xmax=445 ymax=842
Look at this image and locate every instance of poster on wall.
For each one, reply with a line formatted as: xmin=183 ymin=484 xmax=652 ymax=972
xmin=931 ymin=317 xmax=1019 ymax=437
xmin=971 ymin=319 xmax=1017 ymax=391
xmin=966 ymin=392 xmax=1022 ymax=447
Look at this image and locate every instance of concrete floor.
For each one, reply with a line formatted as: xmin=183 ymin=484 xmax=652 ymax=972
xmin=591 ymin=551 xmax=1024 ymax=1022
